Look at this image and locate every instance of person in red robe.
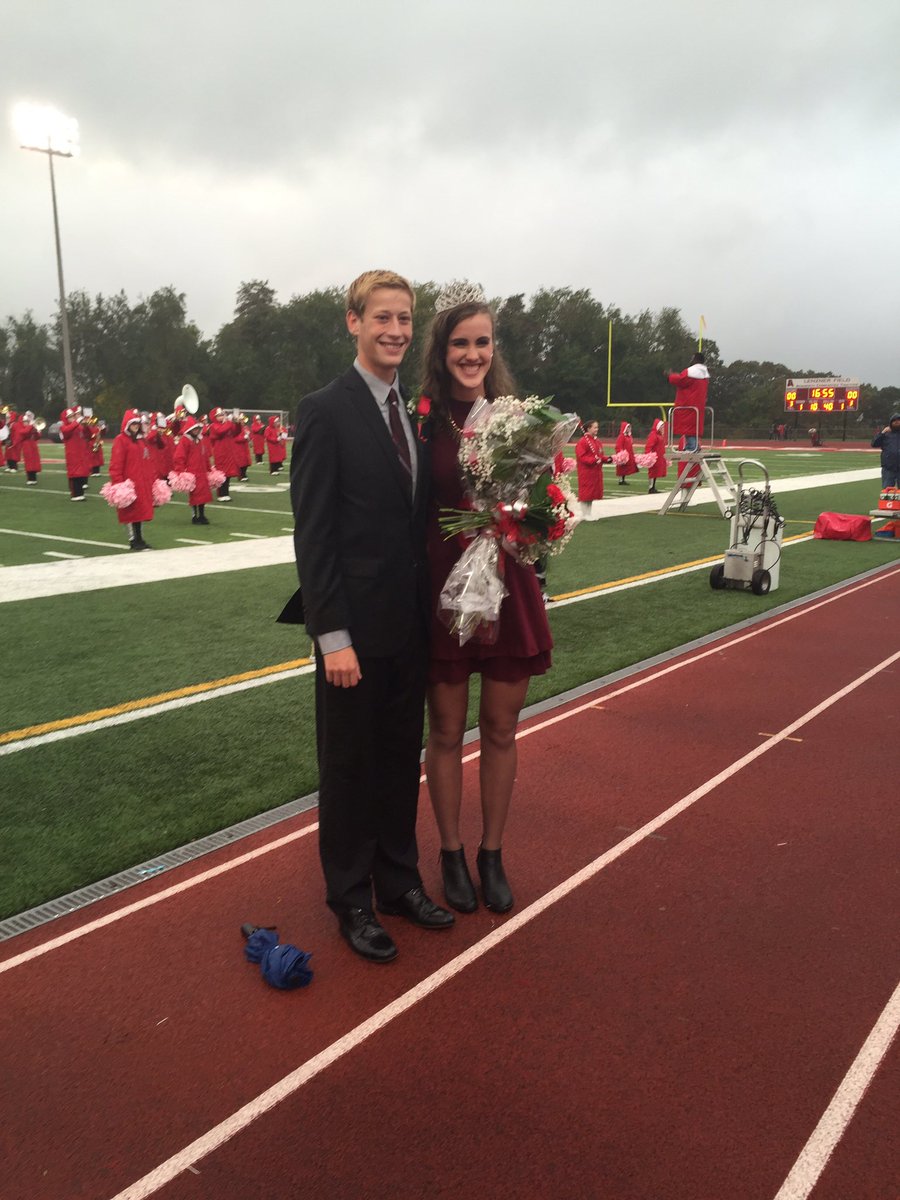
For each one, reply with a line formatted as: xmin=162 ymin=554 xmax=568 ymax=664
xmin=4 ymin=410 xmax=22 ymax=472
xmin=142 ymin=412 xmax=169 ymax=479
xmin=19 ymin=412 xmax=43 ymax=484
xmin=264 ymin=415 xmax=287 ymax=474
xmin=88 ymin=420 xmax=106 ymax=475
xmin=667 ymin=351 xmax=710 ymax=481
xmin=233 ymin=416 xmax=251 ymax=480
xmin=172 ymin=415 xmax=214 ymax=524
xmin=250 ymin=415 xmax=265 ymax=463
xmin=208 ymin=407 xmax=239 ymax=501
xmin=615 ymin=421 xmax=638 ymax=486
xmin=575 ymin=420 xmax=611 ymax=519
xmin=108 ymin=409 xmax=156 ymax=549
xmin=59 ymin=406 xmax=94 ymax=500
xmin=644 ymin=418 xmax=668 ymax=494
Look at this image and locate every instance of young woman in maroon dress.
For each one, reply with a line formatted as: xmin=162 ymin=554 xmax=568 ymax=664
xmin=420 ymin=286 xmax=553 ymax=915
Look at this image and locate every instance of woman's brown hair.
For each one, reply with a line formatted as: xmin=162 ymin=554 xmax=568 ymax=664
xmin=419 ymin=302 xmax=516 ymax=427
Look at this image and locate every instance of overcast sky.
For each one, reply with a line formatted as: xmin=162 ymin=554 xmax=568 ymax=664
xmin=3 ymin=0 xmax=898 ymax=387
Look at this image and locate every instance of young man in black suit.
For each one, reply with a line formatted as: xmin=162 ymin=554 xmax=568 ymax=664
xmin=281 ymin=270 xmax=453 ymax=962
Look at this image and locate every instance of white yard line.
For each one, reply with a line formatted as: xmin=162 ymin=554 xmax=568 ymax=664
xmin=42 ymin=551 xmax=83 ymax=559
xmin=102 ymin=648 xmax=900 ymax=1200
xmin=0 ymin=527 xmax=129 ymax=550
xmin=0 ymin=468 xmax=879 ymax=604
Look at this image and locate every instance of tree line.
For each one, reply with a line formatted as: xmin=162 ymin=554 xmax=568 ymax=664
xmin=2 ymin=280 xmax=897 ymax=437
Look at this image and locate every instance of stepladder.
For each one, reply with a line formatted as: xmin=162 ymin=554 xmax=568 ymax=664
xmin=658 ymin=452 xmax=738 ymax=517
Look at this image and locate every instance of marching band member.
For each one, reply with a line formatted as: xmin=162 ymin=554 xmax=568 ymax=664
xmin=106 ymin=409 xmax=156 ymax=549
xmin=250 ymin=414 xmax=265 ymax=463
xmin=208 ymin=406 xmax=239 ymax=501
xmin=614 ymin=421 xmax=638 ymax=485
xmin=264 ymin=414 xmax=287 ymax=474
xmin=59 ymin=406 xmax=93 ymax=500
xmin=171 ymin=414 xmax=214 ymax=524
xmin=233 ymin=412 xmax=251 ymax=481
xmin=89 ymin=418 xmax=105 ymax=475
xmin=644 ymin=418 xmax=668 ymax=495
xmin=4 ymin=409 xmax=21 ymax=472
xmin=575 ymin=419 xmax=612 ymax=520
xmin=143 ymin=412 xmax=169 ymax=479
xmin=19 ymin=412 xmax=43 ymax=484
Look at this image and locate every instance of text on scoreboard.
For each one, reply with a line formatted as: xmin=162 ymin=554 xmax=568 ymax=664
xmin=784 ymin=377 xmax=861 ymax=413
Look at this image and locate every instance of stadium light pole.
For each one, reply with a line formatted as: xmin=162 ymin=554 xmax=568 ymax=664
xmin=12 ymin=102 xmax=80 ymax=412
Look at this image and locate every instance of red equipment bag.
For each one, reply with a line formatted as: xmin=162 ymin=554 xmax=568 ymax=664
xmin=813 ymin=512 xmax=872 ymax=541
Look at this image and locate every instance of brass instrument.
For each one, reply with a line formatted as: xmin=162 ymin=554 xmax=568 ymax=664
xmin=34 ymin=418 xmax=46 ymax=433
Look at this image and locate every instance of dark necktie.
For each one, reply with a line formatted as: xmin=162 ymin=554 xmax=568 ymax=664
xmin=387 ymin=389 xmax=412 ymax=476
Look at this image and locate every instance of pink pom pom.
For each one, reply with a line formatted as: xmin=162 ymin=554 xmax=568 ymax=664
xmin=635 ymin=452 xmax=658 ymax=469
xmin=167 ymin=470 xmax=196 ymax=494
xmin=561 ymin=457 xmax=576 ymax=472
xmin=152 ymin=479 xmax=172 ymax=507
xmin=613 ymin=450 xmax=630 ymax=465
xmin=208 ymin=468 xmax=226 ymax=489
xmin=99 ymin=480 xmax=137 ymax=509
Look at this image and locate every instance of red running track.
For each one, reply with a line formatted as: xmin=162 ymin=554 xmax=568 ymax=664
xmin=2 ymin=565 xmax=899 ymax=1200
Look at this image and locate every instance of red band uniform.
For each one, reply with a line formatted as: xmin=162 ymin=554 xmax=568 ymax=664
xmin=208 ymin=407 xmax=239 ymax=500
xmin=172 ymin=415 xmax=213 ymax=524
xmin=109 ymin=409 xmax=156 ymax=548
xmin=264 ymin=415 xmax=287 ymax=474
xmin=60 ymin=407 xmax=93 ymax=499
xmin=615 ymin=421 xmax=638 ymax=484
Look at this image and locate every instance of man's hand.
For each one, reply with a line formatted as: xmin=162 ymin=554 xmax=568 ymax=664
xmin=323 ymin=647 xmax=362 ymax=688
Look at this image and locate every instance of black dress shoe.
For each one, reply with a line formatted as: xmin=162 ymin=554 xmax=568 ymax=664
xmin=338 ymin=908 xmax=398 ymax=963
xmin=477 ymin=847 xmax=514 ymax=913
xmin=440 ymin=847 xmax=478 ymax=913
xmin=377 ymin=886 xmax=454 ymax=929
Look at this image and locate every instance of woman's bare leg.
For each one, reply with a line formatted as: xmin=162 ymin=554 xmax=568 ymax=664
xmin=425 ymin=680 xmax=470 ymax=850
xmin=478 ymin=676 xmax=530 ymax=849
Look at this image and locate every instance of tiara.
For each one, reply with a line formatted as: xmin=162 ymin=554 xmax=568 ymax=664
xmin=434 ymin=279 xmax=487 ymax=314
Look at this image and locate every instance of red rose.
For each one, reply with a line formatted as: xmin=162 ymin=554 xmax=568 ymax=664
xmin=417 ymin=395 xmax=432 ymax=417
xmin=546 ymin=483 xmax=565 ymax=506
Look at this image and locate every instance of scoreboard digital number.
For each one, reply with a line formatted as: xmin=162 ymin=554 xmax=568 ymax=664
xmin=784 ymin=377 xmax=861 ymax=414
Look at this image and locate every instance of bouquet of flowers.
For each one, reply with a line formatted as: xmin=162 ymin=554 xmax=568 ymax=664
xmin=438 ymin=395 xmax=581 ymax=645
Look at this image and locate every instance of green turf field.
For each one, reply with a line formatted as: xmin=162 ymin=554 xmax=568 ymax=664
xmin=2 ymin=449 xmax=896 ymax=920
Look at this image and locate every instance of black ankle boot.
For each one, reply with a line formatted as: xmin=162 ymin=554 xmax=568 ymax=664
xmin=476 ymin=847 xmax=513 ymax=913
xmin=440 ymin=847 xmax=478 ymax=913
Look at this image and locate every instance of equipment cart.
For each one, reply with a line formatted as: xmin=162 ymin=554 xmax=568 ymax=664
xmin=709 ymin=460 xmax=784 ymax=595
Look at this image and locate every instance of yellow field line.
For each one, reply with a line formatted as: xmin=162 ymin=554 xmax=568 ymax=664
xmin=1 ymin=531 xmax=815 ymax=745
xmin=552 ymin=532 xmax=811 ymax=602
xmin=0 ymin=658 xmax=312 ymax=745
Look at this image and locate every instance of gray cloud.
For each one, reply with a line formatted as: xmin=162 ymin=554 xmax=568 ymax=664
xmin=3 ymin=0 xmax=898 ymax=384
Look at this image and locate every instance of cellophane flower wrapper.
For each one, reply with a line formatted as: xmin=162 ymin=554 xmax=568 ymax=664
xmin=438 ymin=396 xmax=581 ymax=645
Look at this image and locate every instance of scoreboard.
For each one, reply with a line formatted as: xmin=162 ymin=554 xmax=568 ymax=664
xmin=784 ymin=376 xmax=861 ymax=414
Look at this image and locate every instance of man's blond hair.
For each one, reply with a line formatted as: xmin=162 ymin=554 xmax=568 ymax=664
xmin=346 ymin=270 xmax=415 ymax=317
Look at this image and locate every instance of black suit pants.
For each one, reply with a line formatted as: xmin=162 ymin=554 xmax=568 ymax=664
xmin=314 ymin=625 xmax=427 ymax=913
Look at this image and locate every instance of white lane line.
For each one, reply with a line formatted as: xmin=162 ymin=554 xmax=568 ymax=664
xmin=0 ymin=824 xmax=319 ymax=976
xmin=280 ymin=527 xmax=294 ymax=533
xmin=0 ymin=665 xmax=315 ymax=757
xmin=43 ymin=551 xmax=83 ymax=559
xmin=176 ymin=539 xmax=212 ymax=546
xmin=0 ymin=527 xmax=128 ymax=550
xmin=106 ymin=647 xmax=900 ymax=1200
xmin=231 ymin=532 xmax=266 ymax=539
xmin=772 ymin=976 xmax=900 ymax=1200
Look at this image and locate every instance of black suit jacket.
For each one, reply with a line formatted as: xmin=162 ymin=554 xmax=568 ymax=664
xmin=278 ymin=367 xmax=430 ymax=658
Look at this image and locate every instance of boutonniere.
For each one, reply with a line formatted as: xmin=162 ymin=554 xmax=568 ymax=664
xmin=410 ymin=394 xmax=432 ymax=441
